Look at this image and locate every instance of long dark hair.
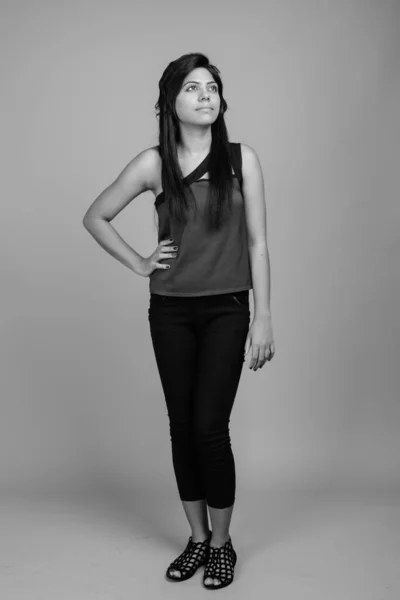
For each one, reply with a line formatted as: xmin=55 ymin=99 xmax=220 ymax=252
xmin=154 ymin=52 xmax=234 ymax=232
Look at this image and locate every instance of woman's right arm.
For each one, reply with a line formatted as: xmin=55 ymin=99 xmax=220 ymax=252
xmin=82 ymin=148 xmax=158 ymax=275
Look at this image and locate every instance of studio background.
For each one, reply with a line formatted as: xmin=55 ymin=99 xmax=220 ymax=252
xmin=1 ymin=0 xmax=399 ymax=509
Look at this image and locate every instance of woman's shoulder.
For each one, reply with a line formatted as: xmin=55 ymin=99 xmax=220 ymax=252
xmin=235 ymin=142 xmax=260 ymax=171
xmin=142 ymin=145 xmax=162 ymax=161
xmin=232 ymin=141 xmax=254 ymax=155
xmin=229 ymin=141 xmax=254 ymax=163
xmin=131 ymin=145 xmax=162 ymax=196
xmin=234 ymin=143 xmax=263 ymax=186
xmin=137 ymin=145 xmax=162 ymax=184
xmin=236 ymin=141 xmax=257 ymax=156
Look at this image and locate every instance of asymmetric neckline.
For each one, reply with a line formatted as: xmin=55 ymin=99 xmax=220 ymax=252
xmin=182 ymin=151 xmax=211 ymax=184
xmin=155 ymin=150 xmax=211 ymax=204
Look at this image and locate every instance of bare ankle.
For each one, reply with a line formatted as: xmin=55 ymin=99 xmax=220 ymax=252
xmin=191 ymin=529 xmax=211 ymax=542
xmin=210 ymin=533 xmax=231 ymax=547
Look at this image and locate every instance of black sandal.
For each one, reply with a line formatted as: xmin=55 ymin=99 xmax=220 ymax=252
xmin=166 ymin=532 xmax=212 ymax=582
xmin=203 ymin=536 xmax=237 ymax=590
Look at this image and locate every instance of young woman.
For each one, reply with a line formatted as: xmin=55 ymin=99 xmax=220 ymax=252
xmin=83 ymin=52 xmax=275 ymax=590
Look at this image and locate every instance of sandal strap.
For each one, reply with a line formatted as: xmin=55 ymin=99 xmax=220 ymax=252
xmin=168 ymin=535 xmax=211 ymax=576
xmin=204 ymin=537 xmax=237 ymax=583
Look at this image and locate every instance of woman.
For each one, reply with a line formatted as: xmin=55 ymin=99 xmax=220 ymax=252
xmin=83 ymin=52 xmax=275 ymax=590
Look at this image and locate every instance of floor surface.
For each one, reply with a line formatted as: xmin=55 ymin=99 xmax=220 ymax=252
xmin=1 ymin=487 xmax=399 ymax=599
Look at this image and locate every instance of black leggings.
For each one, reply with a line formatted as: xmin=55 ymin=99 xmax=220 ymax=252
xmin=148 ymin=290 xmax=250 ymax=509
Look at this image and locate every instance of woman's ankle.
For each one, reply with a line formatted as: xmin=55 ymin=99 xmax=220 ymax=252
xmin=191 ymin=529 xmax=211 ymax=542
xmin=210 ymin=533 xmax=231 ymax=547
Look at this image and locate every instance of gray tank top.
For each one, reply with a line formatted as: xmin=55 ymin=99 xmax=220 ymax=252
xmin=149 ymin=142 xmax=253 ymax=296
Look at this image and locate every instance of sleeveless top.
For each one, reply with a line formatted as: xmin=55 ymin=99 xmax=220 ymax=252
xmin=149 ymin=142 xmax=253 ymax=297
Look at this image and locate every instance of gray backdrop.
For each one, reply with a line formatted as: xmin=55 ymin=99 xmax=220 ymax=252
xmin=1 ymin=0 xmax=399 ymax=501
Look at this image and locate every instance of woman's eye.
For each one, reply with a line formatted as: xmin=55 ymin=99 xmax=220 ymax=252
xmin=186 ymin=85 xmax=218 ymax=92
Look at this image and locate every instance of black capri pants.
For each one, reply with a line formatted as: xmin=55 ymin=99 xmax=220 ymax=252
xmin=148 ymin=290 xmax=250 ymax=509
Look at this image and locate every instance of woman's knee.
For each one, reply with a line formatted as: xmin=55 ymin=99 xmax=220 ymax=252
xmin=192 ymin=425 xmax=231 ymax=447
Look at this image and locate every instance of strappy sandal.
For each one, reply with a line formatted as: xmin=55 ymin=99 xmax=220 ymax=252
xmin=203 ymin=536 xmax=237 ymax=590
xmin=165 ymin=532 xmax=212 ymax=582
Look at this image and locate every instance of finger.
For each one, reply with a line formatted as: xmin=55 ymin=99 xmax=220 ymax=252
xmin=250 ymin=348 xmax=260 ymax=370
xmin=257 ymin=349 xmax=266 ymax=370
xmin=264 ymin=346 xmax=271 ymax=363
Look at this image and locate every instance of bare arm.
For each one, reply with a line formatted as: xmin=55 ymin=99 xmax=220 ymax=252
xmin=241 ymin=143 xmax=271 ymax=319
xmin=82 ymin=148 xmax=158 ymax=275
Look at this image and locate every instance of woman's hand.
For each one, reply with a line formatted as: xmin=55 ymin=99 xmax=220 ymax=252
xmin=244 ymin=316 xmax=275 ymax=370
xmin=137 ymin=238 xmax=178 ymax=277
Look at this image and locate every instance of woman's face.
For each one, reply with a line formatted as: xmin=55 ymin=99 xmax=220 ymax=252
xmin=174 ymin=67 xmax=221 ymax=127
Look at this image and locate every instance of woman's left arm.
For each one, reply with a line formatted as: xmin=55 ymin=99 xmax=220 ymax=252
xmin=241 ymin=143 xmax=275 ymax=369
